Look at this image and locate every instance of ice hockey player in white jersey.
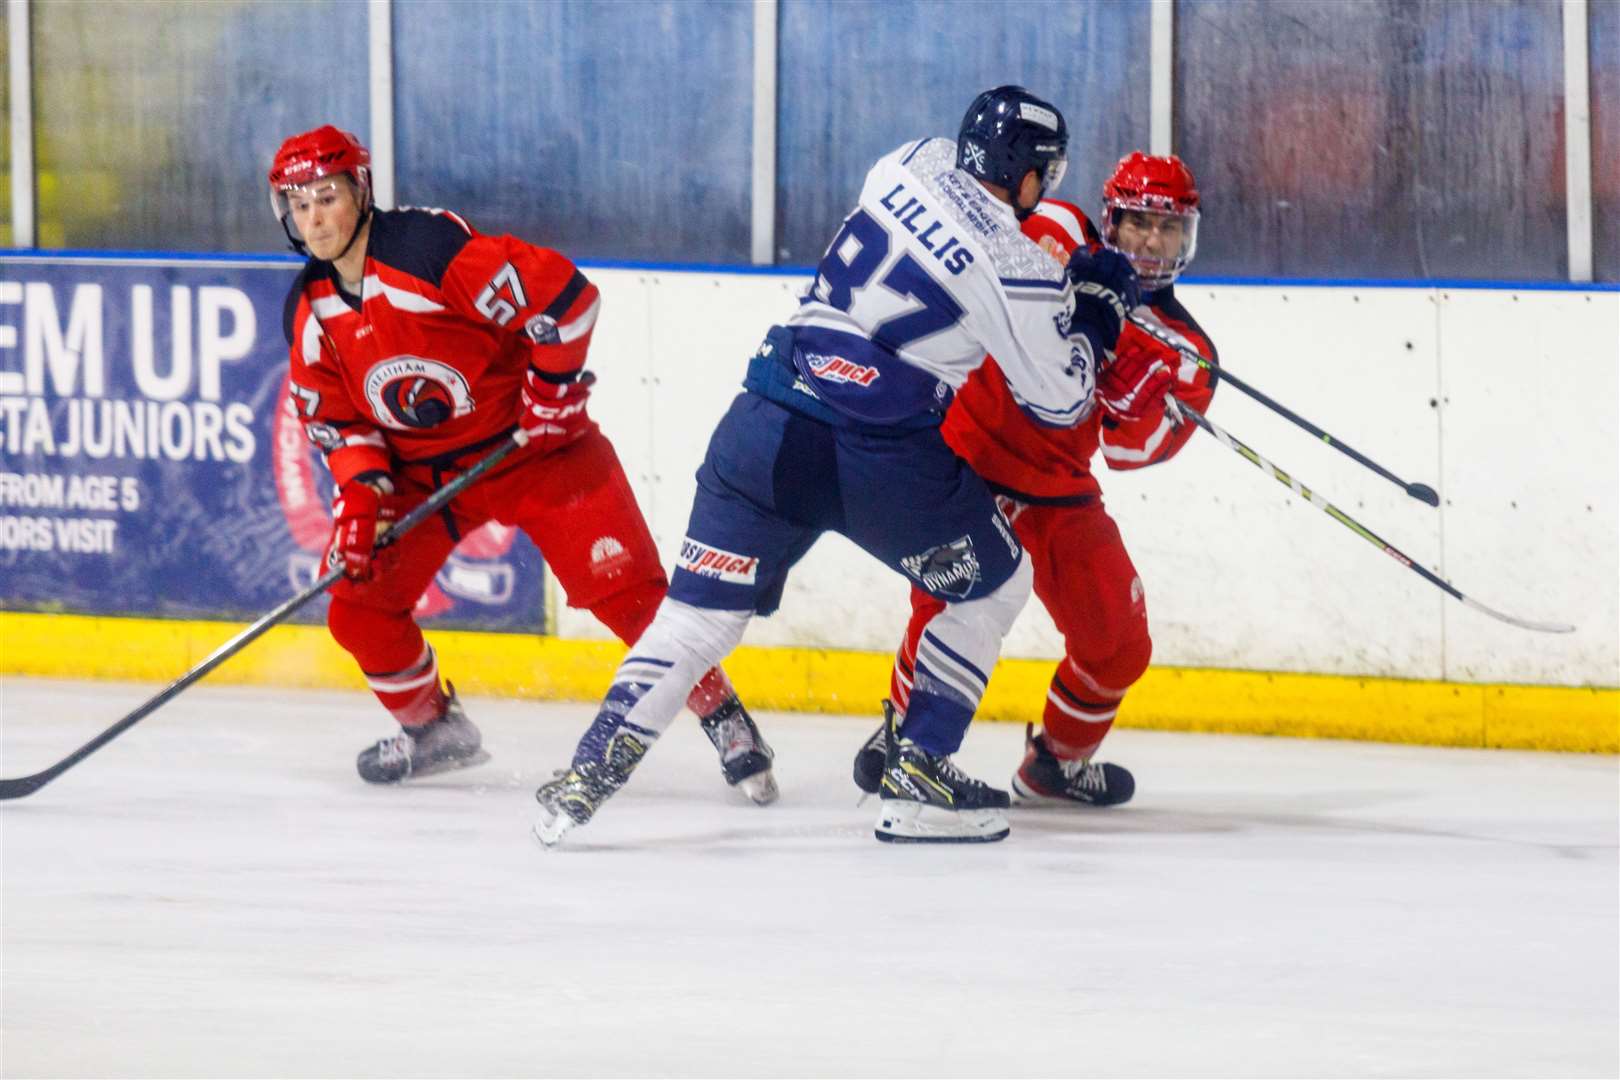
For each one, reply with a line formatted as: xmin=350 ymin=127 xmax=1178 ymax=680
xmin=534 ymin=85 xmax=1140 ymax=847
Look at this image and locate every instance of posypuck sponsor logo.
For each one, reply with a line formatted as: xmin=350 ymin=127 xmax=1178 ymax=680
xmin=678 ymin=538 xmax=759 ymax=584
xmin=805 ymin=353 xmax=880 ymax=388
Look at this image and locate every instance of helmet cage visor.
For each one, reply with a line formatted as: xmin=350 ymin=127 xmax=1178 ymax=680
xmin=1039 ymin=154 xmax=1068 ymax=194
xmin=1103 ymin=201 xmax=1199 ymax=288
xmin=269 ymin=170 xmax=369 ymax=244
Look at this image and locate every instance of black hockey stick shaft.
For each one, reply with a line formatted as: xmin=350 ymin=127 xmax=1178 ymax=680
xmin=1128 ymin=313 xmax=1441 ymax=507
xmin=1173 ymin=398 xmax=1573 ymax=634
xmin=0 ymin=430 xmax=530 ymax=801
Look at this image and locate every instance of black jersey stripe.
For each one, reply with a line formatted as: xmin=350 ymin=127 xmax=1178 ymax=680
xmin=542 ymin=269 xmax=590 ymax=321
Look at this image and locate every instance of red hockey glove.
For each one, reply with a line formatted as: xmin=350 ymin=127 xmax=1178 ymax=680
xmin=520 ymin=368 xmax=595 ymax=453
xmin=327 ymin=476 xmax=396 ymax=582
xmin=1097 ymin=335 xmax=1176 ymax=424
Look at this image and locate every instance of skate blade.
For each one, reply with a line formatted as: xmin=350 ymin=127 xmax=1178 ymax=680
xmin=405 ymin=748 xmax=492 ymax=781
xmin=874 ymin=800 xmax=1009 ymax=844
xmin=532 ymin=809 xmax=577 ymax=849
xmin=735 ymin=769 xmax=779 ymax=806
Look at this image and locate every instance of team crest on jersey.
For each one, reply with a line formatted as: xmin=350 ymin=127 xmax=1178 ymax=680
xmin=805 ymin=352 xmax=879 ymax=388
xmin=362 ymin=356 xmax=474 ymax=430
xmin=303 ymin=421 xmax=344 ymax=452
xmin=523 ymin=313 xmax=561 ymax=345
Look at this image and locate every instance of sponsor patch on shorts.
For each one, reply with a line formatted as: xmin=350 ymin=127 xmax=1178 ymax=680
xmin=678 ymin=538 xmax=759 ymax=585
xmin=804 ymin=352 xmax=880 ymax=387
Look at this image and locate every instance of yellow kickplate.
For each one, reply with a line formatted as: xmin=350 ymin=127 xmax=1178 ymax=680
xmin=1 ymin=611 xmax=1613 ymax=753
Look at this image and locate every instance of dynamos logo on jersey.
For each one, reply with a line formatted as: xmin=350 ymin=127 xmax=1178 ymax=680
xmin=362 ymin=356 xmax=475 ymax=430
xmin=678 ymin=539 xmax=759 ymax=585
xmin=806 ymin=353 xmax=880 ymax=388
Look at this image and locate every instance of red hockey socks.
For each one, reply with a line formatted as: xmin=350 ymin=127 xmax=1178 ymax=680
xmin=363 ymin=644 xmax=447 ymax=730
xmin=685 ymin=665 xmax=735 ymax=719
xmin=1040 ymin=656 xmax=1126 ymax=761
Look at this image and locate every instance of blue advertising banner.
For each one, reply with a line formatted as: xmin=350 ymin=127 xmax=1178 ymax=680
xmin=0 ymin=254 xmax=546 ymax=631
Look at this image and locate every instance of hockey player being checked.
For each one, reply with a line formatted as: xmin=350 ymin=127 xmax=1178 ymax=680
xmin=269 ymin=125 xmax=775 ymax=800
xmin=534 ymin=86 xmax=1139 ymax=846
xmin=853 ymin=152 xmax=1216 ymax=809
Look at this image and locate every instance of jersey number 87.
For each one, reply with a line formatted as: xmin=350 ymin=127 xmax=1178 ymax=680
xmin=809 ymin=209 xmax=965 ymax=354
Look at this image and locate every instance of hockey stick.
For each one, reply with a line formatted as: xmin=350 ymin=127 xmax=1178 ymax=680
xmin=1172 ymin=397 xmax=1574 ymax=634
xmin=1129 ymin=313 xmax=1441 ymax=507
xmin=0 ymin=430 xmax=531 ymax=801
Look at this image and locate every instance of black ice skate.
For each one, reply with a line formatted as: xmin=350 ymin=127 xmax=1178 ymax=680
xmin=699 ymin=697 xmax=779 ymax=805
xmin=1010 ymin=724 xmax=1135 ymax=807
xmin=876 ymin=707 xmax=1010 ymax=844
xmin=532 ymin=724 xmax=651 ymax=847
xmin=851 ymin=701 xmax=894 ymax=796
xmin=355 ymin=685 xmax=488 ymax=784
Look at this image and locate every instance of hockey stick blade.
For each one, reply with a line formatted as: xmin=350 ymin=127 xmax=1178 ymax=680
xmin=1128 ymin=313 xmax=1441 ymax=507
xmin=0 ymin=431 xmax=530 ymax=801
xmin=1175 ymin=399 xmax=1574 ymax=634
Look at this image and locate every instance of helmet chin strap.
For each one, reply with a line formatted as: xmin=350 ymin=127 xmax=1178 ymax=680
xmin=330 ymin=195 xmax=373 ymax=264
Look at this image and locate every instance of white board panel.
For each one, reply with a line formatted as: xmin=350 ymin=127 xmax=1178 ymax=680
xmin=1436 ymin=289 xmax=1620 ymax=684
xmin=1104 ymin=285 xmax=1446 ymax=677
xmin=560 ymin=269 xmax=1618 ymax=688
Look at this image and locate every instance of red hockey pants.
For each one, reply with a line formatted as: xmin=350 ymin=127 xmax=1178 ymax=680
xmin=327 ymin=428 xmax=730 ymax=725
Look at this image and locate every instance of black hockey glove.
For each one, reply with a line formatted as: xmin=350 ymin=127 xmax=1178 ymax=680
xmin=1064 ymin=248 xmax=1140 ymax=349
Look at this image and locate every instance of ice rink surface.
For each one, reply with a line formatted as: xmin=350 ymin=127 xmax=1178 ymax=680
xmin=1 ymin=677 xmax=1615 ymax=1079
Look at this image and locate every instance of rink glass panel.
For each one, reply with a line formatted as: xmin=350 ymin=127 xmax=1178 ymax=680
xmin=29 ymin=1 xmax=368 ymax=253
xmin=774 ymin=0 xmax=1149 ymax=265
xmin=1 ymin=3 xmax=10 ymax=247
xmin=1592 ymin=0 xmax=1619 ymax=283
xmin=393 ymin=0 xmax=753 ymax=263
xmin=1174 ymin=0 xmax=1567 ymax=281
xmin=2 ymin=2 xmax=10 ymax=247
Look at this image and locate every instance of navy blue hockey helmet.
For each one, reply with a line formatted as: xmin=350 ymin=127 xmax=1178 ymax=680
xmin=956 ymin=85 xmax=1069 ymax=209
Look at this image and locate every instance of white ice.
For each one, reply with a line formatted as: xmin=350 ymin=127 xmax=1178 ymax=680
xmin=1 ymin=676 xmax=1615 ymax=1078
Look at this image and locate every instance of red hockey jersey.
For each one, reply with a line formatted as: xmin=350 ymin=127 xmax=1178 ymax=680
xmin=941 ymin=199 xmax=1218 ymax=503
xmin=282 ymin=207 xmax=601 ymax=487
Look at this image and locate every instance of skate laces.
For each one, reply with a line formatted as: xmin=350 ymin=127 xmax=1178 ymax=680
xmin=714 ymin=715 xmax=754 ymax=760
xmin=374 ymin=731 xmax=415 ymax=767
xmin=1058 ymin=757 xmax=1107 ymax=793
xmin=927 ymin=749 xmax=991 ymax=793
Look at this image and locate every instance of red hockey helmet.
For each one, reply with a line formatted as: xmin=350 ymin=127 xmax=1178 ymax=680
xmin=268 ymin=125 xmax=372 ymax=254
xmin=1102 ymin=152 xmax=1200 ymax=289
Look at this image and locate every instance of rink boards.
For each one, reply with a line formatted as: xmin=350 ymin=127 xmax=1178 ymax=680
xmin=1 ymin=254 xmax=1616 ymax=751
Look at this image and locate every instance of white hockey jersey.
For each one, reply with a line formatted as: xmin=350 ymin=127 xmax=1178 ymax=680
xmin=785 ymin=137 xmax=1095 ymax=429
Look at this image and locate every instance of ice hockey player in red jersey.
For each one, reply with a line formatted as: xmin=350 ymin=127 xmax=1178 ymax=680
xmin=268 ymin=124 xmax=776 ymax=800
xmin=853 ymin=151 xmax=1216 ymax=807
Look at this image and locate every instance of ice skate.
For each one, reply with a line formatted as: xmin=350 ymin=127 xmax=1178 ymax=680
xmin=699 ymin=697 xmax=779 ymax=805
xmin=1010 ymin=724 xmax=1135 ymax=807
xmin=851 ymin=700 xmax=894 ymax=796
xmin=875 ymin=708 xmax=1010 ymax=844
xmin=532 ymin=723 xmax=652 ymax=847
xmin=355 ymin=684 xmax=488 ymax=784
